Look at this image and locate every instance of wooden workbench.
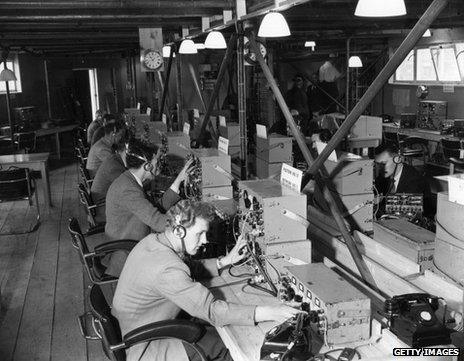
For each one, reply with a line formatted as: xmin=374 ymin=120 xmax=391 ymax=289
xmin=206 ymin=264 xmax=457 ymax=361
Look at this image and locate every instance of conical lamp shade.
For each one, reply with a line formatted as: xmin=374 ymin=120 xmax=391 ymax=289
xmin=349 ymin=56 xmax=363 ymax=68
xmin=355 ymin=0 xmax=406 ymax=17
xmin=204 ymin=31 xmax=227 ymax=49
xmin=258 ymin=12 xmax=290 ymax=37
xmin=179 ymin=40 xmax=198 ymax=54
xmin=0 ymin=68 xmax=17 ymax=81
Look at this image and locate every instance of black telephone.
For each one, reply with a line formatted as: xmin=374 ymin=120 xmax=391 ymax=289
xmin=384 ymin=293 xmax=452 ymax=347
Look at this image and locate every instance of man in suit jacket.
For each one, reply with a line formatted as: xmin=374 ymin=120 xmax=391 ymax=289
xmin=112 ymin=199 xmax=303 ymax=361
xmin=86 ymin=109 xmax=103 ymax=144
xmin=374 ymin=143 xmax=433 ymax=215
xmin=86 ymin=121 xmax=125 ymax=178
xmin=90 ymin=140 xmax=127 ymax=224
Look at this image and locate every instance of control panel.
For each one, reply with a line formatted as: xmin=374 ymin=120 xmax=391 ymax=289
xmin=238 ymin=179 xmax=307 ymax=251
xmin=417 ymin=100 xmax=448 ymax=131
xmin=281 ymin=263 xmax=371 ymax=346
xmin=385 ymin=193 xmax=423 ymax=220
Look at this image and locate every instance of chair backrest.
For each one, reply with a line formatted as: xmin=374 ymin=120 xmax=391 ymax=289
xmin=68 ymin=217 xmax=90 ymax=253
xmin=0 ymin=167 xmax=32 ymax=201
xmin=14 ymin=132 xmax=36 ymax=153
xmin=441 ymin=139 xmax=462 ymax=159
xmin=78 ymin=182 xmax=97 ymax=220
xmin=89 ymin=284 xmax=125 ymax=361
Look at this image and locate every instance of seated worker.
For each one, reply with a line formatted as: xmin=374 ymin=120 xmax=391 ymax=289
xmin=112 ymin=199 xmax=304 ymax=361
xmin=105 ymin=138 xmax=192 ymax=241
xmin=374 ymin=143 xmax=433 ymax=216
xmin=86 ymin=121 xmax=125 ymax=178
xmin=90 ymin=139 xmax=127 ymax=224
xmin=86 ymin=109 xmax=103 ymax=144
xmin=90 ymin=113 xmax=114 ymax=146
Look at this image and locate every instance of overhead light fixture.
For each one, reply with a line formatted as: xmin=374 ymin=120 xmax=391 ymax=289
xmin=354 ymin=0 xmax=406 ymax=17
xmin=179 ymin=39 xmax=198 ymax=54
xmin=258 ymin=11 xmax=291 ymax=38
xmin=204 ymin=31 xmax=227 ymax=49
xmin=305 ymin=41 xmax=316 ymax=51
xmin=195 ymin=43 xmax=206 ymax=50
xmin=423 ymin=29 xmax=432 ymax=37
xmin=349 ymin=56 xmax=363 ymax=68
xmin=162 ymin=45 xmax=175 ymax=58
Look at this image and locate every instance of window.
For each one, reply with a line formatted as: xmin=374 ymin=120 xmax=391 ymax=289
xmin=0 ymin=54 xmax=22 ymax=93
xmin=392 ymin=42 xmax=464 ymax=85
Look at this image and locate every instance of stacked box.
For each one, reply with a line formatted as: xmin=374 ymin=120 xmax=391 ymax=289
xmin=373 ymin=219 xmax=435 ymax=271
xmin=165 ymin=131 xmax=191 ymax=159
xmin=255 ymin=134 xmax=293 ymax=179
xmin=219 ymin=122 xmax=240 ymax=159
xmin=323 ymin=154 xmax=374 ymax=232
xmin=434 ymin=192 xmax=464 ymax=283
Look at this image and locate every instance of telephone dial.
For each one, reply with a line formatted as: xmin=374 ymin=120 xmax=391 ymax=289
xmin=384 ymin=293 xmax=452 ymax=347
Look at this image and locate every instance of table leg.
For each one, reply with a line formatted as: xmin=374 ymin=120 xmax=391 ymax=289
xmin=55 ymin=133 xmax=61 ymax=160
xmin=40 ymin=161 xmax=52 ymax=210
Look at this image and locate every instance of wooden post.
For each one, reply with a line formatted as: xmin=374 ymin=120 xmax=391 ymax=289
xmin=197 ymin=33 xmax=237 ymax=142
xmin=188 ymin=63 xmax=207 ymax=112
xmin=175 ymin=46 xmax=183 ymax=130
xmin=237 ymin=29 xmax=247 ymax=179
xmin=158 ymin=49 xmax=174 ymax=123
xmin=307 ymin=0 xmax=450 ymax=175
xmin=249 ymin=35 xmax=378 ymax=290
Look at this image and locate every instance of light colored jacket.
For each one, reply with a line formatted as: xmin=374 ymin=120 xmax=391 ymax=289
xmin=112 ymin=233 xmax=256 ymax=361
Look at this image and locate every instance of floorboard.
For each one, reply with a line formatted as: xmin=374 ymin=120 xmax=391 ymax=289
xmin=0 ymin=162 xmax=108 ymax=361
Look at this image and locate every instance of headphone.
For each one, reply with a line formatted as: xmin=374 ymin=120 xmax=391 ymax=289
xmin=126 ymin=143 xmax=155 ymax=173
xmin=173 ymin=223 xmax=187 ymax=239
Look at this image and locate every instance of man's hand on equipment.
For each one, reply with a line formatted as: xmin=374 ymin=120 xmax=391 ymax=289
xmin=170 ymin=158 xmax=195 ymax=193
xmin=220 ymin=235 xmax=249 ymax=267
xmin=255 ymin=304 xmax=307 ymax=323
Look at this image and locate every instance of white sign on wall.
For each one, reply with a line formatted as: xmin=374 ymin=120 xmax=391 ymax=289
xmin=218 ymin=136 xmax=229 ymax=155
xmin=280 ymin=164 xmax=303 ymax=192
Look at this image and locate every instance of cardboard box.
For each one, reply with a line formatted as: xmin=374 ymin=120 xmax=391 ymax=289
xmin=255 ymin=157 xmax=291 ymax=179
xmin=202 ymin=185 xmax=233 ymax=202
xmin=435 ymin=222 xmax=464 ymax=283
xmin=323 ymin=155 xmax=374 ymax=195
xmin=192 ymin=148 xmax=231 ymax=188
xmin=373 ymin=219 xmax=435 ymax=271
xmin=228 ymin=145 xmax=240 ymax=158
xmin=219 ymin=123 xmax=240 ymax=147
xmin=165 ymin=131 xmax=191 ymax=159
xmin=256 ymin=134 xmax=293 ymax=163
xmin=437 ymin=192 xmax=464 ymax=240
xmin=349 ymin=115 xmax=382 ymax=140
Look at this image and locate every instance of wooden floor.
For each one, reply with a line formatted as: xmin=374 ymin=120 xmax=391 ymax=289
xmin=0 ymin=162 xmax=106 ymax=361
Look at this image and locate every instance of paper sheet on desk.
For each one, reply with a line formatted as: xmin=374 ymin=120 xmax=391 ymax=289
xmin=315 ymin=141 xmax=337 ymax=162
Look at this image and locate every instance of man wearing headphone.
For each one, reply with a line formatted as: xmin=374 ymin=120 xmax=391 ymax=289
xmin=374 ymin=143 xmax=432 ymax=216
xmin=104 ymin=139 xmax=193 ymax=276
xmin=86 ymin=120 xmax=126 ymax=178
xmin=112 ymin=199 xmax=304 ymax=361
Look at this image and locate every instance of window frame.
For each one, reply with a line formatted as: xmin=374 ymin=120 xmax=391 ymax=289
xmin=391 ymin=42 xmax=464 ymax=87
xmin=0 ymin=53 xmax=22 ymax=94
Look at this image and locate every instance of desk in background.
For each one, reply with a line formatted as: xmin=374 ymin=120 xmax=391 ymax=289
xmin=0 ymin=152 xmax=51 ymax=210
xmin=382 ymin=123 xmax=461 ymax=143
xmin=35 ymin=124 xmax=78 ymax=159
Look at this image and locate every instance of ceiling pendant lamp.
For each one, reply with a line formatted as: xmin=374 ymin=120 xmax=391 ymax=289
xmin=179 ymin=39 xmax=197 ymax=54
xmin=349 ymin=56 xmax=363 ymax=68
xmin=258 ymin=11 xmax=291 ymax=37
xmin=162 ymin=45 xmax=175 ymax=58
xmin=305 ymin=41 xmax=316 ymax=51
xmin=0 ymin=68 xmax=17 ymax=81
xmin=355 ymin=0 xmax=406 ymax=17
xmin=204 ymin=31 xmax=227 ymax=49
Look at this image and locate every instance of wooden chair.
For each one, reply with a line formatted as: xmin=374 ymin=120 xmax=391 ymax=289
xmin=78 ymin=284 xmax=208 ymax=361
xmin=0 ymin=167 xmax=40 ymax=234
xmin=67 ymin=217 xmax=137 ymax=286
xmin=441 ymin=139 xmax=464 ymax=174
